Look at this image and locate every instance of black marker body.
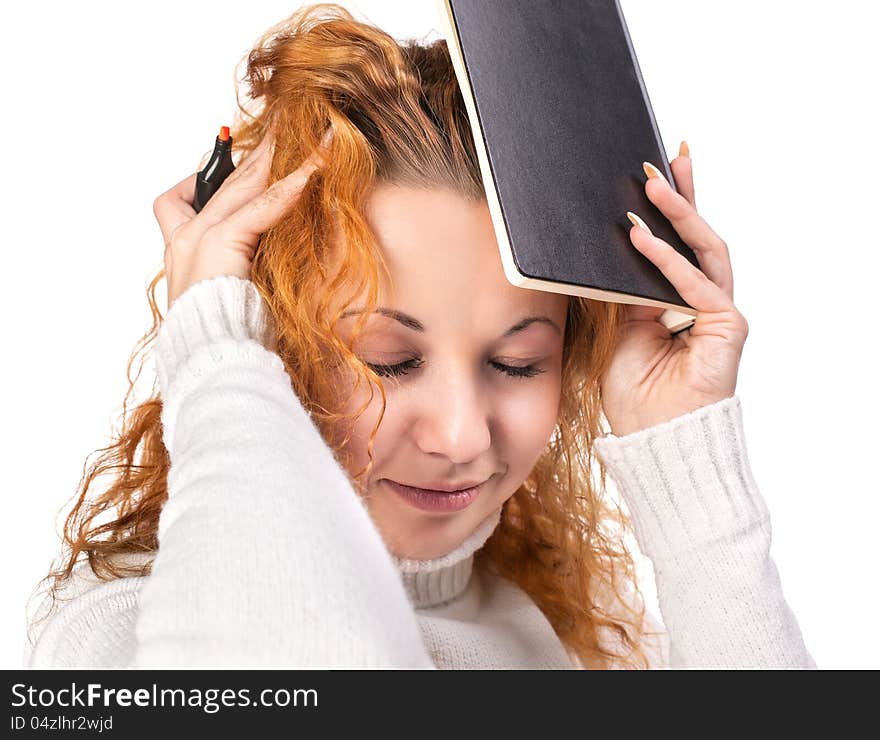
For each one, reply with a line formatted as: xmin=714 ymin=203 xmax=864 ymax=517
xmin=193 ymin=130 xmax=236 ymax=213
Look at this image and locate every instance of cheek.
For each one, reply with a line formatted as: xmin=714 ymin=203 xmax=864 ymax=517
xmin=326 ymin=375 xmax=395 ymax=479
xmin=496 ymin=381 xmax=561 ymax=450
xmin=502 ymin=374 xmax=563 ymax=486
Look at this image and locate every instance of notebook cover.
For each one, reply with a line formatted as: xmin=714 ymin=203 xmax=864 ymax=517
xmin=437 ymin=0 xmax=701 ymax=327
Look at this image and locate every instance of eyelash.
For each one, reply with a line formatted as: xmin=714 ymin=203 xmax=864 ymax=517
xmin=365 ymin=358 xmax=546 ymax=379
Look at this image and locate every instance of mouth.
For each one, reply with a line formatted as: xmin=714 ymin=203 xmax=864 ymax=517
xmin=382 ymin=477 xmax=490 ymax=513
xmin=396 ymin=478 xmax=489 ymax=493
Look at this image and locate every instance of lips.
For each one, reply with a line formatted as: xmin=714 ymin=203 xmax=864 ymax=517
xmin=385 ymin=477 xmax=490 ymax=493
xmin=384 ymin=478 xmax=486 ymax=513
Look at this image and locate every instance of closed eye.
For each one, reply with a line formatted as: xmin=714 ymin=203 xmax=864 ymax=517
xmin=365 ymin=358 xmax=545 ymax=379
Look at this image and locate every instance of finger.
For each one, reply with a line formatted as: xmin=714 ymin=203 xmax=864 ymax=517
xmin=219 ymin=154 xmax=323 ymax=241
xmin=641 ymin=166 xmax=733 ymax=299
xmin=247 ymin=126 xmax=276 ymax=159
xmin=153 ymin=172 xmax=197 ymax=246
xmin=670 ymin=145 xmax=696 ymax=208
xmin=196 ymin=132 xmax=277 ymax=227
xmin=226 ymin=128 xmax=276 ymax=184
xmin=316 ymin=126 xmax=334 ymax=161
xmin=626 ymin=216 xmax=733 ymax=315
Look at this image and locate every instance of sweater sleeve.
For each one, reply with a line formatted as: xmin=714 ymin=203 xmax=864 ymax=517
xmin=592 ymin=395 xmax=817 ymax=669
xmin=134 ymin=275 xmax=435 ymax=668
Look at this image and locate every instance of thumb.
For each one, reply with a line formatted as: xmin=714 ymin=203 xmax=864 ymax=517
xmin=153 ymin=172 xmax=198 ymax=247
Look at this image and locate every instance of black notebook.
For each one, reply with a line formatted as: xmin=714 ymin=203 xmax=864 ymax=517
xmin=434 ymin=0 xmax=699 ymax=333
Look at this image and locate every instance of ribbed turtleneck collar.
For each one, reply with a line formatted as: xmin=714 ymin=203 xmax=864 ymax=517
xmin=390 ymin=506 xmax=503 ymax=609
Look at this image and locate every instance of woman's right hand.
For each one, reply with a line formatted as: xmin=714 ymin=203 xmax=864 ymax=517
xmin=152 ymin=128 xmax=331 ymax=311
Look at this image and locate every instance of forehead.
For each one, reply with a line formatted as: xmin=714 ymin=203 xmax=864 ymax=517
xmin=354 ymin=183 xmax=567 ymax=328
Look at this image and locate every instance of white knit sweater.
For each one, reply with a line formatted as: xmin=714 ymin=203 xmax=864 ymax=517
xmin=22 ymin=276 xmax=816 ymax=669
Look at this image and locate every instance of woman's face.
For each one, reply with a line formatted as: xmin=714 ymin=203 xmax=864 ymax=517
xmin=328 ymin=183 xmax=568 ymax=561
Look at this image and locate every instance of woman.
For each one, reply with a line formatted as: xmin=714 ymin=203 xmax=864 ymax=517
xmin=24 ymin=3 xmax=815 ymax=669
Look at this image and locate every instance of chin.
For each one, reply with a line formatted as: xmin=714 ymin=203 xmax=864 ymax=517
xmin=392 ymin=499 xmax=504 ymax=562
xmin=392 ymin=538 xmax=462 ymax=562
xmin=362 ymin=474 xmax=511 ymax=561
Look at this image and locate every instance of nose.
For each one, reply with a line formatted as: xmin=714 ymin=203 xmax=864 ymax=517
xmin=411 ymin=365 xmax=492 ymax=464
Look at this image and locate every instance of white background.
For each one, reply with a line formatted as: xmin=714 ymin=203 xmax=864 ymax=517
xmin=3 ymin=1 xmax=877 ymax=669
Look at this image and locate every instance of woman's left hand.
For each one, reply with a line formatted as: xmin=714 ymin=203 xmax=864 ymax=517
xmin=599 ymin=144 xmax=749 ymax=437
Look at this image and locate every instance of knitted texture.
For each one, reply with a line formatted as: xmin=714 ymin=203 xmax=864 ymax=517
xmin=392 ymin=505 xmax=502 ymax=609
xmin=22 ymin=276 xmax=815 ymax=669
xmin=593 ymin=398 xmax=817 ymax=668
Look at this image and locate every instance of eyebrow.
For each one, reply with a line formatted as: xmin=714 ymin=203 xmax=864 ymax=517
xmin=339 ymin=307 xmax=562 ymax=337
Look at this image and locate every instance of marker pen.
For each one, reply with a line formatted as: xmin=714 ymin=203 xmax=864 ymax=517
xmin=192 ymin=125 xmax=236 ymax=213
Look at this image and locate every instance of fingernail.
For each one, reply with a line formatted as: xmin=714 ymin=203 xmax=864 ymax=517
xmin=626 ymin=211 xmax=653 ymax=235
xmin=679 ymin=140 xmax=690 ymax=158
xmin=642 ymin=161 xmax=667 ymax=183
